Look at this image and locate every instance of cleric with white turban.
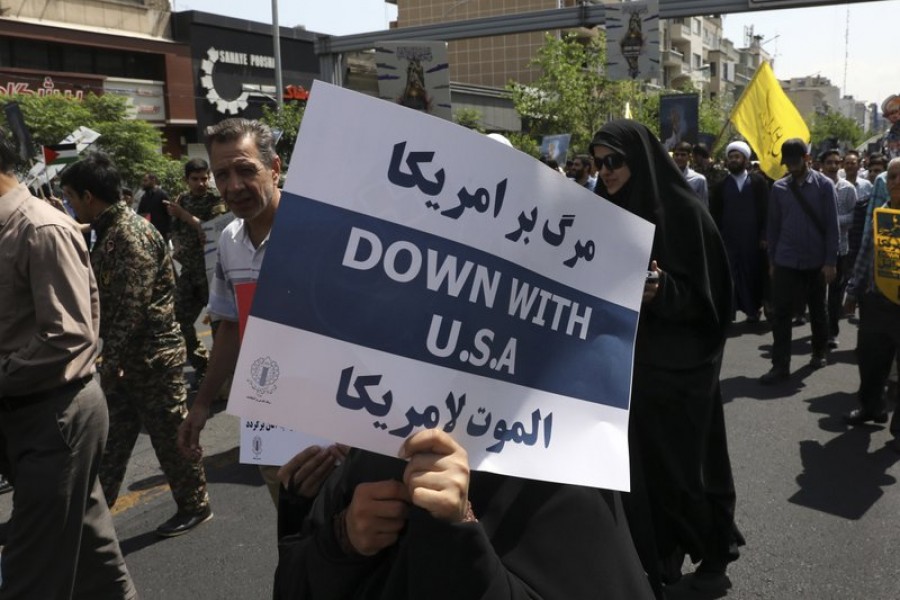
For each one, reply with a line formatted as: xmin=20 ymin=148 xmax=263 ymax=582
xmin=725 ymin=141 xmax=751 ymax=160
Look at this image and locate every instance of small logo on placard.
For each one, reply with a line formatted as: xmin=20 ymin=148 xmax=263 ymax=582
xmin=249 ymin=356 xmax=279 ymax=395
xmin=251 ymin=435 xmax=263 ymax=458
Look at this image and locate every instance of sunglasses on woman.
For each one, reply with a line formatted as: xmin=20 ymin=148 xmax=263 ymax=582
xmin=593 ymin=153 xmax=627 ymax=171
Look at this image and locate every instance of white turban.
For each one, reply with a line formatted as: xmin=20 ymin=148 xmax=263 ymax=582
xmin=726 ymin=141 xmax=751 ymax=160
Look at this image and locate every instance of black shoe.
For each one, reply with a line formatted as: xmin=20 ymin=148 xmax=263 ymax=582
xmin=843 ymin=409 xmax=888 ymax=426
xmin=156 ymin=507 xmax=213 ymax=538
xmin=809 ymin=355 xmax=827 ymax=369
xmin=827 ymin=337 xmax=839 ymax=349
xmin=691 ymin=559 xmax=732 ymax=591
xmin=760 ymin=367 xmax=789 ymax=385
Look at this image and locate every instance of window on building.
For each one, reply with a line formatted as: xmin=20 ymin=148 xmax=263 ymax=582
xmin=62 ymin=46 xmax=94 ymax=74
xmin=13 ymin=40 xmax=50 ymax=70
xmin=693 ymin=53 xmax=702 ymax=69
xmin=95 ymin=51 xmax=126 ymax=77
xmin=4 ymin=38 xmax=165 ymax=82
xmin=693 ymin=19 xmax=701 ymax=35
xmin=709 ymin=61 xmax=717 ymax=77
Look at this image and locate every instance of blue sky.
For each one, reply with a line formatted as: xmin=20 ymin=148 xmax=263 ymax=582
xmin=177 ymin=0 xmax=898 ymax=108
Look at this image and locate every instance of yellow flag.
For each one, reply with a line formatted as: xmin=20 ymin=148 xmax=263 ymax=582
xmin=873 ymin=207 xmax=900 ymax=305
xmin=729 ymin=61 xmax=810 ymax=180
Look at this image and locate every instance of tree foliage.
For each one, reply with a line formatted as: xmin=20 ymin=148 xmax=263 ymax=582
xmin=506 ymin=132 xmax=541 ymax=158
xmin=508 ymin=33 xmax=738 ymax=157
xmin=1 ymin=93 xmax=182 ymax=189
xmin=453 ymin=107 xmax=485 ymax=133
xmin=508 ymin=33 xmax=615 ymax=154
xmin=810 ymin=110 xmax=864 ymax=149
xmin=261 ymin=101 xmax=306 ymax=171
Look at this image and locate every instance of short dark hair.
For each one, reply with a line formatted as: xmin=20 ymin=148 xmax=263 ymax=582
xmin=844 ymin=149 xmax=860 ymax=161
xmin=692 ymin=143 xmax=710 ymax=158
xmin=205 ymin=118 xmax=277 ymax=169
xmin=867 ymin=153 xmax=887 ymax=169
xmin=819 ymin=149 xmax=842 ymax=162
xmin=184 ymin=157 xmax=210 ymax=179
xmin=673 ymin=141 xmax=694 ymax=154
xmin=122 ymin=187 xmax=133 ymax=198
xmin=574 ymin=154 xmax=592 ymax=167
xmin=0 ymin=127 xmax=23 ymax=174
xmin=60 ymin=152 xmax=122 ymax=205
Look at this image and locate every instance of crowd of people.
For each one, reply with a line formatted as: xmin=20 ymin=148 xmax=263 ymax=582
xmin=0 ymin=108 xmax=897 ymax=600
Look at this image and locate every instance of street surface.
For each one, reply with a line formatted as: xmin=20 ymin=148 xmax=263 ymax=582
xmin=1 ymin=316 xmax=898 ymax=599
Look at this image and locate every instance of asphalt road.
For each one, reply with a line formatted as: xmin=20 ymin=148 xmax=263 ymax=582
xmin=1 ymin=316 xmax=898 ymax=599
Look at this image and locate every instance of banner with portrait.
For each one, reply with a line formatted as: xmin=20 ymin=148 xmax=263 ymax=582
xmin=375 ymin=41 xmax=452 ymax=121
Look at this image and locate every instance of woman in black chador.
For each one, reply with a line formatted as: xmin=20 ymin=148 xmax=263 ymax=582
xmin=590 ymin=120 xmax=744 ymax=597
xmin=274 ymin=429 xmax=655 ymax=600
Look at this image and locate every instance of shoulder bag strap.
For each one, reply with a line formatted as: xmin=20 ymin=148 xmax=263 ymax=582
xmin=787 ymin=178 xmax=826 ymax=238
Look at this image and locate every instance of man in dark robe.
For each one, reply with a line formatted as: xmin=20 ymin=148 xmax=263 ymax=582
xmin=591 ymin=120 xmax=743 ymax=597
xmin=710 ymin=141 xmax=770 ymax=322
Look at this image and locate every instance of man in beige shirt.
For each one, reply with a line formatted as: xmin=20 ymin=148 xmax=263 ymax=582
xmin=0 ymin=128 xmax=135 ymax=599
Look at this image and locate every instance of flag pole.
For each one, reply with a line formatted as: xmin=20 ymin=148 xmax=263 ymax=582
xmin=713 ymin=61 xmax=765 ymax=152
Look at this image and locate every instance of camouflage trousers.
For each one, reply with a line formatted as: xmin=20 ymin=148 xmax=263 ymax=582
xmin=175 ymin=269 xmax=210 ymax=376
xmin=99 ymin=365 xmax=209 ymax=515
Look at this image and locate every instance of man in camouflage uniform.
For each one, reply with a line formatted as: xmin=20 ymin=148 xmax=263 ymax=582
xmin=166 ymin=158 xmax=228 ymax=385
xmin=692 ymin=143 xmax=728 ymax=191
xmin=61 ymin=153 xmax=212 ymax=538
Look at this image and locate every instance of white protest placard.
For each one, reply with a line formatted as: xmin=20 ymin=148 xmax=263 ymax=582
xmin=239 ymin=419 xmax=332 ymax=466
xmin=227 ymin=82 xmax=653 ymax=490
xmin=202 ymin=212 xmax=235 ymax=287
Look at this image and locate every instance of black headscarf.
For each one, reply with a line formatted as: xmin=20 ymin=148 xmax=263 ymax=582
xmin=591 ymin=120 xmax=732 ymax=369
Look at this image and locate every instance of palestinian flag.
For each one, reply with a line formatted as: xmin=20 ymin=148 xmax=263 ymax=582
xmin=42 ymin=143 xmax=78 ymax=167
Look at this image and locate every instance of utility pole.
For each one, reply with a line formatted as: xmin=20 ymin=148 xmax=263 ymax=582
xmin=272 ymin=0 xmax=284 ymax=112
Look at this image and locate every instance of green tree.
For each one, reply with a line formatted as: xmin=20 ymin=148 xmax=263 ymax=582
xmin=453 ymin=107 xmax=485 ymax=133
xmin=1 ymin=93 xmax=181 ymax=189
xmin=261 ymin=101 xmax=306 ymax=173
xmin=810 ymin=110 xmax=864 ymax=148
xmin=4 ymin=94 xmax=91 ymax=147
xmin=506 ymin=132 xmax=541 ymax=158
xmin=508 ymin=33 xmax=613 ymax=154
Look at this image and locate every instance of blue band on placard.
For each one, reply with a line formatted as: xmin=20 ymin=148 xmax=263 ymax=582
xmin=252 ymin=193 xmax=638 ymax=410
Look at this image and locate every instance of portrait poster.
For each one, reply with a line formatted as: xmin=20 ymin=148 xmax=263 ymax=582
xmin=227 ymin=82 xmax=654 ymax=490
xmin=659 ymin=93 xmax=699 ymax=151
xmin=375 ymin=41 xmax=451 ymax=121
xmin=540 ymin=134 xmax=571 ymax=165
xmin=604 ymin=0 xmax=660 ymax=81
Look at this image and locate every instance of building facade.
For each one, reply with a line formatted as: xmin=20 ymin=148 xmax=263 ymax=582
xmin=170 ymin=11 xmax=318 ymax=142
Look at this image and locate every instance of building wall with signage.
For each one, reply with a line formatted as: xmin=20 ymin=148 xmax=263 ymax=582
xmin=0 ymin=17 xmax=195 ymax=156
xmin=171 ymin=11 xmax=320 ymax=136
xmin=10 ymin=0 xmax=171 ymax=38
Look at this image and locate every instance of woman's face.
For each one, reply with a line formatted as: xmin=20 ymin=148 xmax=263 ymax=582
xmin=592 ymin=145 xmax=632 ymax=196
